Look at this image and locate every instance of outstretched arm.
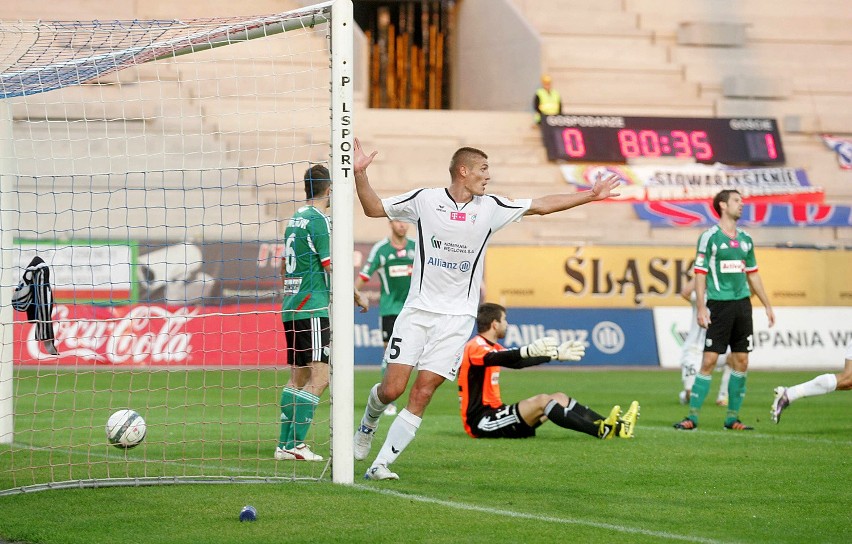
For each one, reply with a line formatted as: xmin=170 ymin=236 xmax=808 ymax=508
xmin=526 ymin=172 xmax=621 ymax=216
xmin=483 ymin=349 xmax=550 ymax=369
xmin=354 ymin=138 xmax=387 ymax=218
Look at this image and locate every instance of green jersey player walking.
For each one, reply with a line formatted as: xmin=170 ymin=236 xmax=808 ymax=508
xmin=356 ymin=220 xmax=415 ymax=416
xmin=275 ymin=165 xmax=368 ymax=461
xmin=675 ymin=189 xmax=775 ymax=431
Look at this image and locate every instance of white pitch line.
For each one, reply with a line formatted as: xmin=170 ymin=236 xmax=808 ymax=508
xmin=353 ymin=483 xmax=737 ymax=544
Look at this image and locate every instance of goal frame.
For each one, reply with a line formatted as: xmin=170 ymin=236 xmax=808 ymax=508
xmin=329 ymin=0 xmax=355 ymax=485
xmin=0 ymin=0 xmax=355 ymax=490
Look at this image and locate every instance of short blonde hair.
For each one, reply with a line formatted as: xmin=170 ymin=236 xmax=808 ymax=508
xmin=449 ymin=147 xmax=488 ymax=177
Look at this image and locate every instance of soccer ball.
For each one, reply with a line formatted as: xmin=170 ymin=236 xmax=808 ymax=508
xmin=106 ymin=409 xmax=147 ymax=449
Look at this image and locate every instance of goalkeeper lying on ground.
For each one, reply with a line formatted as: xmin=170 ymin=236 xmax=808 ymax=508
xmin=458 ymin=303 xmax=640 ymax=440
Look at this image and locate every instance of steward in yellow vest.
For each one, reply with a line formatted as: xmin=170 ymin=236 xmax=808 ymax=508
xmin=534 ymin=74 xmax=562 ymax=124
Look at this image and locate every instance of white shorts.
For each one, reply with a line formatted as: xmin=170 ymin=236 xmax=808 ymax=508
xmin=382 ymin=307 xmax=474 ymax=381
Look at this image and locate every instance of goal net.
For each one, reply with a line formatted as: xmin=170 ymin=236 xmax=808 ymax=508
xmin=0 ymin=0 xmax=355 ymax=494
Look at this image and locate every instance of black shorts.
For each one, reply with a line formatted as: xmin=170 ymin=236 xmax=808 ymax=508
xmin=283 ymin=317 xmax=330 ymax=366
xmin=381 ymin=314 xmax=399 ymax=343
xmin=705 ymin=298 xmax=753 ymax=354
xmin=470 ymin=403 xmax=537 ymax=439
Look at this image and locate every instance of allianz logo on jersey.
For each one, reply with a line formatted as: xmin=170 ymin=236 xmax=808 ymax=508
xmin=426 ymin=257 xmax=471 ymax=272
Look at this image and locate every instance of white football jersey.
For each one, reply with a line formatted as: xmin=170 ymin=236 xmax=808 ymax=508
xmin=382 ymin=188 xmax=531 ymax=317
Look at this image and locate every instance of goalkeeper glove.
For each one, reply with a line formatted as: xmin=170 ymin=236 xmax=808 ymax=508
xmin=520 ymin=337 xmax=558 ymax=359
xmin=554 ymin=340 xmax=585 ymax=362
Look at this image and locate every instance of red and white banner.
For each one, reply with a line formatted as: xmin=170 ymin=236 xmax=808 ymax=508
xmin=634 ymin=201 xmax=852 ymax=227
xmin=821 ymin=135 xmax=852 ymax=169
xmin=560 ymin=163 xmax=823 ymax=202
xmin=14 ymin=304 xmax=286 ymax=366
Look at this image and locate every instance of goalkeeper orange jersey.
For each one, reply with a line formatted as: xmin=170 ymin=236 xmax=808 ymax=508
xmin=458 ymin=335 xmax=505 ymax=437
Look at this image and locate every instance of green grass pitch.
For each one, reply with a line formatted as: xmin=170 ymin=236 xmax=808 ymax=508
xmin=0 ymin=368 xmax=849 ymax=544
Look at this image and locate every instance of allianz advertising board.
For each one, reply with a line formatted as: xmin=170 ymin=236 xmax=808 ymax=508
xmin=355 ymin=307 xmax=657 ymax=366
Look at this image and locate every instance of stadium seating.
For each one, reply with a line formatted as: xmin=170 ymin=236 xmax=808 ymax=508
xmin=1 ymin=0 xmax=849 ymax=247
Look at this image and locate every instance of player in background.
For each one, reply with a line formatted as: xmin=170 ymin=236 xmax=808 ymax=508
xmin=352 ymin=138 xmax=621 ymax=480
xmin=459 ymin=303 xmax=639 ymax=440
xmin=771 ymin=338 xmax=852 ymax=423
xmin=355 ymin=220 xmax=415 ymax=416
xmin=275 ymin=165 xmax=369 ymax=461
xmin=674 ymin=189 xmax=775 ymax=431
xmin=678 ymin=276 xmax=732 ymax=407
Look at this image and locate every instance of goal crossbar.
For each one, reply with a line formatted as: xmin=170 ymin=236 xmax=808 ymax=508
xmin=0 ymin=1 xmax=333 ymax=99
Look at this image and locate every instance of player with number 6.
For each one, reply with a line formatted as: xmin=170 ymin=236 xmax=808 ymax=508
xmin=275 ymin=165 xmax=369 ymax=462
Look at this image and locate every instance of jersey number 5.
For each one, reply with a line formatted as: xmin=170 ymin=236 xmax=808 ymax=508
xmin=388 ymin=337 xmax=402 ymax=360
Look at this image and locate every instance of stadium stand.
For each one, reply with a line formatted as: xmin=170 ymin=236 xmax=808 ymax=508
xmin=1 ymin=0 xmax=849 ymax=247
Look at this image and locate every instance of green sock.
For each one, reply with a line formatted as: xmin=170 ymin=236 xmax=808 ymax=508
xmin=293 ymin=390 xmax=320 ymax=445
xmin=725 ymin=371 xmax=747 ymax=425
xmin=688 ymin=374 xmax=712 ymax=423
xmin=277 ymin=387 xmax=298 ymax=449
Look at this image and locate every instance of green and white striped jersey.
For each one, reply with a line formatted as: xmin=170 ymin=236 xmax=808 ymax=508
xmin=280 ymin=205 xmax=331 ymax=320
xmin=693 ymin=225 xmax=757 ymax=301
xmin=358 ymin=238 xmax=415 ymax=316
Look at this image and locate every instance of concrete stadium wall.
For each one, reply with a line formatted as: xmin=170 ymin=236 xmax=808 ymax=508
xmin=451 ymin=0 xmax=541 ymax=111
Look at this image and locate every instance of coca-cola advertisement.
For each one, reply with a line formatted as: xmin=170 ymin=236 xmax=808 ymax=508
xmin=14 ymin=303 xmax=286 ymax=366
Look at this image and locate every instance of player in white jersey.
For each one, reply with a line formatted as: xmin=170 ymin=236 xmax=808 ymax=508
xmin=771 ymin=338 xmax=852 ymax=424
xmin=352 ymin=139 xmax=621 ymax=480
xmin=678 ymin=277 xmax=731 ymax=406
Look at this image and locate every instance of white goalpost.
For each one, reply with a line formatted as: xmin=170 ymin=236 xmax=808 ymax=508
xmin=0 ymin=0 xmax=355 ymax=493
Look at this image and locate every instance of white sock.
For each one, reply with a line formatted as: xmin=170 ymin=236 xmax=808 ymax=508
xmin=682 ymin=370 xmax=695 ymax=392
xmin=373 ymin=408 xmax=421 ymax=467
xmin=681 ymin=359 xmax=697 ymax=391
xmin=362 ymin=383 xmax=388 ymax=429
xmin=717 ymin=365 xmax=732 ymax=399
xmin=787 ymin=374 xmax=837 ymax=403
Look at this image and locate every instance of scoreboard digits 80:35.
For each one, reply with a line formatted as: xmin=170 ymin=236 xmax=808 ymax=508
xmin=542 ymin=114 xmax=785 ymax=165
